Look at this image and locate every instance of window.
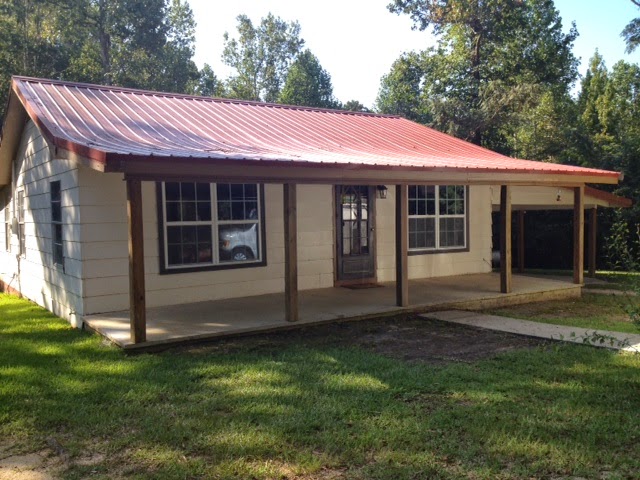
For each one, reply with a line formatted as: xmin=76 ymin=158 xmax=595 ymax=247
xmin=4 ymin=192 xmax=9 ymax=252
xmin=160 ymin=182 xmax=264 ymax=272
xmin=51 ymin=181 xmax=64 ymax=267
xmin=17 ymin=190 xmax=25 ymax=257
xmin=409 ymin=185 xmax=467 ymax=252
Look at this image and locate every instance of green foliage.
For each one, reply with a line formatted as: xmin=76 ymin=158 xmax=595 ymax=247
xmin=222 ymin=13 xmax=304 ymax=102
xmin=604 ymin=212 xmax=640 ymax=272
xmin=381 ymin=0 xmax=578 ymax=153
xmin=376 ymin=52 xmax=432 ymax=124
xmin=0 ymin=0 xmax=200 ymax=115
xmin=194 ymin=63 xmax=225 ymax=97
xmin=622 ymin=1 xmax=640 ymax=53
xmin=342 ymin=100 xmax=370 ymax=112
xmin=278 ymin=49 xmax=338 ymax=108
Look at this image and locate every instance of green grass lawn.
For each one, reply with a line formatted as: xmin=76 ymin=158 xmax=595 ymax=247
xmin=1 ymin=294 xmax=640 ymax=479
xmin=487 ymin=292 xmax=640 ymax=334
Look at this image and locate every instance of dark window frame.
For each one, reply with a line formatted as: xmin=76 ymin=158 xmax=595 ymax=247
xmin=408 ymin=185 xmax=470 ymax=256
xmin=51 ymin=181 xmax=64 ymax=269
xmin=156 ymin=182 xmax=267 ymax=274
xmin=17 ymin=190 xmax=25 ymax=257
xmin=4 ymin=191 xmax=9 ymax=252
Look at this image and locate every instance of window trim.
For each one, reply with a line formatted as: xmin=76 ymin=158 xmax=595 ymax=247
xmin=4 ymin=190 xmax=9 ymax=252
xmin=16 ymin=190 xmax=25 ymax=257
xmin=50 ymin=181 xmax=64 ymax=269
xmin=408 ymin=185 xmax=470 ymax=256
xmin=156 ymin=182 xmax=267 ymax=274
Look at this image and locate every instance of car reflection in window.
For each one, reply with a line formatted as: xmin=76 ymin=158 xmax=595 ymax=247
xmin=218 ymin=208 xmax=258 ymax=262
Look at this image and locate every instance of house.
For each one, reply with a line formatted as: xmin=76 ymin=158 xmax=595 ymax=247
xmin=0 ymin=77 xmax=626 ymax=346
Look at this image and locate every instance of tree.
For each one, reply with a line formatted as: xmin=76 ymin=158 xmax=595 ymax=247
xmin=575 ymin=53 xmax=640 ymax=268
xmin=0 ymin=0 xmax=201 ymax=117
xmin=278 ymin=49 xmax=338 ymax=108
xmin=376 ymin=51 xmax=431 ymax=124
xmin=622 ymin=0 xmax=640 ymax=53
xmin=222 ymin=13 xmax=304 ymax=102
xmin=342 ymin=100 xmax=370 ymax=112
xmin=383 ymin=0 xmax=578 ymax=151
xmin=195 ymin=64 xmax=225 ymax=97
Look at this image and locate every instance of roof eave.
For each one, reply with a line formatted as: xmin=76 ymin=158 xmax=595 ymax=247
xmin=106 ymin=154 xmax=621 ymax=186
xmin=0 ymin=90 xmax=28 ymax=186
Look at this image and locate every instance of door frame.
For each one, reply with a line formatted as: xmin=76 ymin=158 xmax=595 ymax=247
xmin=334 ymin=185 xmax=377 ymax=286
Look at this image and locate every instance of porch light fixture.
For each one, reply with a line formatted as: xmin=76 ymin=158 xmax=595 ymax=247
xmin=556 ymin=189 xmax=562 ymax=202
xmin=377 ymin=185 xmax=388 ymax=199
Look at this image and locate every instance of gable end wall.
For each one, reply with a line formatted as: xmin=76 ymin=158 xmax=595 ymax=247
xmin=0 ymin=120 xmax=83 ymax=325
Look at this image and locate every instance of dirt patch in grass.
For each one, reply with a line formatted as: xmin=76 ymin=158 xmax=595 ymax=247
xmin=186 ymin=314 xmax=545 ymax=365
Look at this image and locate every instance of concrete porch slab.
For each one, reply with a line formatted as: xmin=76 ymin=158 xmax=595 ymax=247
xmin=83 ymin=273 xmax=582 ymax=351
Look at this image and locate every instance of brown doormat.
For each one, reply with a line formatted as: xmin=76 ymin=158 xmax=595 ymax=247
xmin=342 ymin=283 xmax=384 ymax=290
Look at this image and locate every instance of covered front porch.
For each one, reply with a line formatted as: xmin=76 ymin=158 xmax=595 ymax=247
xmin=84 ymin=272 xmax=581 ymax=351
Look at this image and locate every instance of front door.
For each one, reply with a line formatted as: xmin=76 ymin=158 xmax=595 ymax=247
xmin=335 ymin=185 xmax=376 ymax=282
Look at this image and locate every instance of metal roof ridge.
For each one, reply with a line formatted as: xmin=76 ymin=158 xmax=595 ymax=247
xmin=11 ymin=76 xmax=400 ymax=119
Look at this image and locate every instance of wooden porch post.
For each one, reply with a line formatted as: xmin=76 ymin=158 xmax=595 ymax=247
xmin=517 ymin=210 xmax=525 ymax=274
xmin=500 ymin=185 xmax=512 ymax=293
xmin=573 ymin=185 xmax=585 ymax=284
xmin=588 ymin=207 xmax=597 ymax=277
xmin=283 ymin=183 xmax=299 ymax=322
xmin=395 ymin=184 xmax=409 ymax=307
xmin=126 ymin=177 xmax=146 ymax=344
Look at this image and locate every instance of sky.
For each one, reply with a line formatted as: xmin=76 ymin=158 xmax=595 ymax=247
xmin=188 ymin=0 xmax=640 ymax=109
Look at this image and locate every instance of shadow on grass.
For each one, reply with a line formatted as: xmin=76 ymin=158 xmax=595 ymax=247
xmin=1 ymin=294 xmax=639 ymax=480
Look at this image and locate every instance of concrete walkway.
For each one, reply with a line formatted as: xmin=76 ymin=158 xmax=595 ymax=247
xmin=423 ymin=310 xmax=640 ymax=353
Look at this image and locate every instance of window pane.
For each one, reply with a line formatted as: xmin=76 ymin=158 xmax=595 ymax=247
xmin=51 ymin=181 xmax=61 ymax=200
xmin=52 ymin=203 xmax=61 ymax=223
xmin=230 ymin=184 xmax=244 ymax=200
xmin=167 ymin=226 xmax=182 ymax=244
xmin=54 ymin=224 xmax=62 ymax=242
xmin=196 ymin=183 xmax=210 ymax=201
xmin=217 ymin=183 xmax=230 ymax=200
xmin=197 ymin=225 xmax=212 ymax=243
xmin=168 ymin=244 xmax=182 ymax=265
xmin=409 ymin=217 xmax=435 ymax=249
xmin=244 ymin=184 xmax=257 ymax=199
xmin=439 ymin=218 xmax=465 ymax=248
xmin=166 ymin=202 xmax=181 ymax=222
xmin=181 ymin=201 xmax=196 ymax=221
xmin=165 ymin=182 xmax=180 ymax=201
xmin=182 ymin=244 xmax=197 ymax=264
xmin=182 ymin=226 xmax=197 ymax=243
xmin=53 ymin=244 xmax=63 ymax=265
xmin=218 ymin=201 xmax=231 ymax=221
xmin=197 ymin=202 xmax=211 ymax=221
xmin=181 ymin=183 xmax=196 ymax=201
xmin=231 ymin=201 xmax=244 ymax=220
xmin=246 ymin=202 xmax=258 ymax=219
xmin=218 ymin=223 xmax=258 ymax=262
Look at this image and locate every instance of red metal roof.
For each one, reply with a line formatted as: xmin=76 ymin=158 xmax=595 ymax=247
xmin=5 ymin=76 xmax=621 ymax=180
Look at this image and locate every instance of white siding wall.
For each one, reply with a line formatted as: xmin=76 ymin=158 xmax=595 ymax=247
xmin=79 ymin=168 xmax=336 ymax=314
xmin=375 ymin=185 xmax=493 ymax=281
xmin=0 ymin=121 xmax=83 ymax=325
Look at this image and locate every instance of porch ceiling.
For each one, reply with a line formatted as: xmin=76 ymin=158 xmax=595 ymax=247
xmin=83 ymin=273 xmax=581 ymax=351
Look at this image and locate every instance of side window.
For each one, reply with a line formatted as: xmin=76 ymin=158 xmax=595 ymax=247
xmin=160 ymin=182 xmax=264 ymax=272
xmin=51 ymin=181 xmax=64 ymax=267
xmin=17 ymin=191 xmax=25 ymax=257
xmin=4 ymin=192 xmax=9 ymax=252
